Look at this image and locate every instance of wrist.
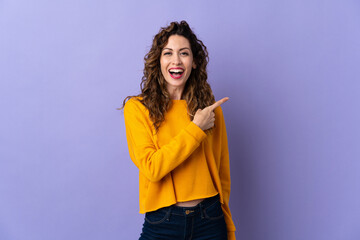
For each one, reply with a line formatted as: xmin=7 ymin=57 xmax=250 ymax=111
xmin=192 ymin=120 xmax=202 ymax=130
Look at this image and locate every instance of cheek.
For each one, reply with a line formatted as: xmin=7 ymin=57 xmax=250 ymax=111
xmin=187 ymin=57 xmax=195 ymax=68
xmin=159 ymin=63 xmax=166 ymax=74
xmin=160 ymin=58 xmax=168 ymax=71
xmin=187 ymin=60 xmax=195 ymax=72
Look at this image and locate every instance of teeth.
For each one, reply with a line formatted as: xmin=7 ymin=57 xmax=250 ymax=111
xmin=169 ymin=69 xmax=184 ymax=73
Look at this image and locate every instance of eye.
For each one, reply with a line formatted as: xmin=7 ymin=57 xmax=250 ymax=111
xmin=163 ymin=52 xmax=171 ymax=56
xmin=181 ymin=52 xmax=189 ymax=56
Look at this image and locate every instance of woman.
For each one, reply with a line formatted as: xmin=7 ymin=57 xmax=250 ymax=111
xmin=119 ymin=20 xmax=236 ymax=239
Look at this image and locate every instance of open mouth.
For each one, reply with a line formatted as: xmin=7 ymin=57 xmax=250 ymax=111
xmin=168 ymin=68 xmax=184 ymax=79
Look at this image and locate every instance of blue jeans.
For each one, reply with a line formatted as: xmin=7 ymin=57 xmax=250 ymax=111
xmin=139 ymin=194 xmax=228 ymax=240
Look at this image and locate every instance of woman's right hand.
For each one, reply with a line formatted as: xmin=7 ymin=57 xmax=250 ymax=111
xmin=192 ymin=97 xmax=229 ymax=131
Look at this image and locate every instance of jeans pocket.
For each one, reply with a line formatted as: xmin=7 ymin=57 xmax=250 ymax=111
xmin=145 ymin=208 xmax=171 ymax=225
xmin=204 ymin=200 xmax=224 ymax=220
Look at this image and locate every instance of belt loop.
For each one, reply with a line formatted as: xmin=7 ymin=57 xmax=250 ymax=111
xmin=166 ymin=206 xmax=172 ymax=221
xmin=199 ymin=202 xmax=205 ymax=219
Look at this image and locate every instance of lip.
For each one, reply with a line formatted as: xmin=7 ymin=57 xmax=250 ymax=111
xmin=168 ymin=67 xmax=185 ymax=79
xmin=169 ymin=67 xmax=184 ymax=70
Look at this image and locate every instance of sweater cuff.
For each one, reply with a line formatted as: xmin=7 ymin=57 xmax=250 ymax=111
xmin=228 ymin=231 xmax=236 ymax=240
xmin=185 ymin=121 xmax=207 ymax=142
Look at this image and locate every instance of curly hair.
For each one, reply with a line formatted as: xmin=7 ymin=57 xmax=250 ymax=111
xmin=118 ymin=20 xmax=215 ymax=132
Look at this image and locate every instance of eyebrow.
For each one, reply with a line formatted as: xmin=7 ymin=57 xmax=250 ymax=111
xmin=163 ymin=47 xmax=191 ymax=51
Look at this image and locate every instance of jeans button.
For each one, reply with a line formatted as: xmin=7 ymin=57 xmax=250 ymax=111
xmin=185 ymin=210 xmax=194 ymax=215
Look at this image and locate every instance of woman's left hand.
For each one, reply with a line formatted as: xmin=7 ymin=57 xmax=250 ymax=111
xmin=192 ymin=97 xmax=229 ymax=131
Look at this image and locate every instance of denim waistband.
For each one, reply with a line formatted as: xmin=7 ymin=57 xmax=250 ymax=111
xmin=161 ymin=194 xmax=220 ymax=218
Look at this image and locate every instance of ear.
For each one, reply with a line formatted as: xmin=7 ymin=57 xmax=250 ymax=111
xmin=192 ymin=61 xmax=197 ymax=69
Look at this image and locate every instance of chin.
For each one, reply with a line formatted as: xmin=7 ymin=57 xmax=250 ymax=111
xmin=166 ymin=80 xmax=186 ymax=88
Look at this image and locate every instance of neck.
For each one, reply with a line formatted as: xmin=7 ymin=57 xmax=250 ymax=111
xmin=167 ymin=86 xmax=184 ymax=100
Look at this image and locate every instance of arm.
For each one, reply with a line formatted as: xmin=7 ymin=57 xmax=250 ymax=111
xmin=218 ymin=107 xmax=237 ymax=240
xmin=124 ymin=98 xmax=207 ymax=182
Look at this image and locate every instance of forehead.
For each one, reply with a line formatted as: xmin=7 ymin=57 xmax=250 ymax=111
xmin=163 ymin=35 xmax=191 ymax=50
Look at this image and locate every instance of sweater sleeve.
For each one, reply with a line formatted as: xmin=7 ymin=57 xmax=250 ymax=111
xmin=217 ymin=107 xmax=237 ymax=240
xmin=124 ymin=98 xmax=207 ymax=182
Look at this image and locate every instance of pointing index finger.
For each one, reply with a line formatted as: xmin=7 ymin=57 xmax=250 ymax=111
xmin=208 ymin=97 xmax=229 ymax=111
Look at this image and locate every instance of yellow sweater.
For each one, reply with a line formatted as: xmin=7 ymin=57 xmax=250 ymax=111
xmin=124 ymin=97 xmax=236 ymax=240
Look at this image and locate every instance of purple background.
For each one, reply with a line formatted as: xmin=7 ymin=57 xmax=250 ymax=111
xmin=1 ymin=0 xmax=359 ymax=239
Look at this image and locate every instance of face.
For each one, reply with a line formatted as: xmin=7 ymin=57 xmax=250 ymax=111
xmin=160 ymin=35 xmax=196 ymax=95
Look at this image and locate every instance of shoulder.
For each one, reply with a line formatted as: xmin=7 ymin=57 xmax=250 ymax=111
xmin=214 ymin=105 xmax=227 ymax=129
xmin=214 ymin=105 xmax=224 ymax=117
xmin=124 ymin=96 xmax=146 ymax=113
xmin=123 ymin=97 xmax=152 ymax=128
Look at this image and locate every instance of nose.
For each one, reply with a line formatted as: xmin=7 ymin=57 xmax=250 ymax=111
xmin=172 ymin=53 xmax=182 ymax=65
